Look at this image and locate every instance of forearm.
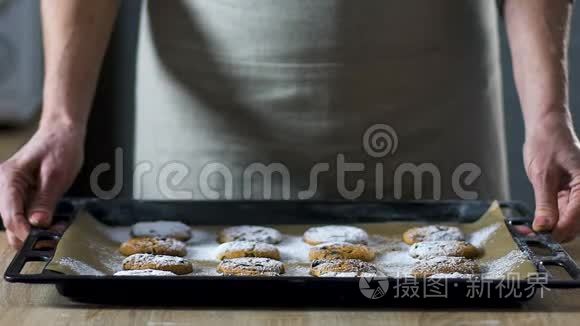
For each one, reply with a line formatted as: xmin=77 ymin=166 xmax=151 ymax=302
xmin=40 ymin=0 xmax=119 ymax=131
xmin=504 ymin=0 xmax=573 ymax=134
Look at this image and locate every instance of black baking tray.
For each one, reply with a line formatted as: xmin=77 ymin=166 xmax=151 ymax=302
xmin=4 ymin=199 xmax=580 ymax=306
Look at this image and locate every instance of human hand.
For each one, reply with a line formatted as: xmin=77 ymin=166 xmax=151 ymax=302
xmin=524 ymin=113 xmax=580 ymax=242
xmin=0 ymin=121 xmax=84 ymax=248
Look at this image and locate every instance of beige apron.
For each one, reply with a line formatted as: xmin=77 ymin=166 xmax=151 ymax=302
xmin=135 ymin=0 xmax=509 ymax=200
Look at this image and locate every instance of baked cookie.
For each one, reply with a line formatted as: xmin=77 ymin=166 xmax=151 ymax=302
xmin=217 ymin=257 xmax=285 ymax=276
xmin=310 ymin=259 xmax=380 ymax=277
xmin=119 ymin=237 xmax=187 ymax=257
xmin=218 ymin=225 xmax=282 ymax=244
xmin=122 ymin=253 xmax=193 ymax=275
xmin=402 ymin=225 xmax=464 ymax=245
xmin=410 ymin=256 xmax=481 ymax=278
xmin=131 ymin=221 xmax=191 ymax=241
xmin=215 ymin=241 xmax=280 ymax=260
xmin=408 ymin=240 xmax=480 ymax=259
xmin=303 ymin=225 xmax=369 ymax=245
xmin=114 ymin=269 xmax=177 ymax=276
xmin=308 ymin=242 xmax=375 ymax=262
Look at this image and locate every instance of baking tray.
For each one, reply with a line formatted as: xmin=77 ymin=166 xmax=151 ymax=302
xmin=4 ymin=199 xmax=580 ymax=306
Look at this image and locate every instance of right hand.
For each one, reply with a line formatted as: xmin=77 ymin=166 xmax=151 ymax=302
xmin=0 ymin=122 xmax=85 ymax=248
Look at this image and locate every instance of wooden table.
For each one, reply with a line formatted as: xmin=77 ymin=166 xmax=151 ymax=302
xmin=0 ymin=233 xmax=578 ymax=325
xmin=0 ymin=124 xmax=36 ymax=161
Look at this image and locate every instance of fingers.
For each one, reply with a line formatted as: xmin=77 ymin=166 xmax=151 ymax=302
xmin=512 ymin=225 xmax=535 ymax=237
xmin=1 ymin=189 xmax=31 ymax=242
xmin=530 ymin=170 xmax=561 ymax=232
xmin=558 ymin=190 xmax=570 ymax=219
xmin=6 ymin=231 xmax=24 ymax=250
xmin=27 ymin=164 xmax=64 ymax=228
xmin=0 ymin=164 xmax=31 ymax=245
xmin=553 ymin=177 xmax=580 ymax=242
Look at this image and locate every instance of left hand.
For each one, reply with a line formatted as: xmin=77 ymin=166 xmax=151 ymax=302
xmin=524 ymin=113 xmax=580 ymax=242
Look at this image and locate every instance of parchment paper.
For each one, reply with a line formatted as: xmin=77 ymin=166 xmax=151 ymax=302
xmin=46 ymin=201 xmax=537 ymax=279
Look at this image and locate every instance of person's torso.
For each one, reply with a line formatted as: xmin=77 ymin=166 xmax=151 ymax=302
xmin=134 ymin=0 xmax=508 ymax=201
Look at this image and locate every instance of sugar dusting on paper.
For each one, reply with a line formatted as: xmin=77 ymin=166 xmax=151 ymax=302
xmin=468 ymin=222 xmax=501 ymax=248
xmin=57 ymin=257 xmax=105 ymax=276
xmin=482 ymin=250 xmax=528 ymax=279
xmin=49 ymin=201 xmax=532 ymax=278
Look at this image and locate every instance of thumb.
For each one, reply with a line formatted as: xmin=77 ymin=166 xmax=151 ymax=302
xmin=27 ymin=168 xmax=63 ymax=228
xmin=531 ymin=171 xmax=560 ymax=233
xmin=28 ymin=192 xmax=57 ymax=228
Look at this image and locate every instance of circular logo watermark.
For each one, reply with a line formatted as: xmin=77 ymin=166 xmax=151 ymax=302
xmin=359 ymin=276 xmax=389 ymax=299
xmin=363 ymin=124 xmax=399 ymax=158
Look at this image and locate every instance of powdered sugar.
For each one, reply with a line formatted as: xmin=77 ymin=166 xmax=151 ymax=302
xmin=186 ymin=242 xmax=221 ymax=261
xmin=406 ymin=225 xmax=464 ymax=242
xmin=310 ymin=259 xmax=380 ymax=277
xmin=283 ymin=264 xmax=310 ymax=276
xmin=185 ymin=232 xmax=309 ymax=263
xmin=411 ymin=256 xmax=481 ymax=277
xmin=215 ymin=241 xmax=278 ymax=259
xmin=219 ymin=225 xmax=282 ymax=244
xmin=186 ymin=265 xmax=221 ymax=276
xmin=122 ymin=253 xmax=190 ymax=268
xmin=429 ymin=273 xmax=478 ymax=279
xmin=131 ymin=221 xmax=191 ymax=240
xmin=189 ymin=233 xmax=311 ymax=263
xmin=218 ymin=257 xmax=285 ymax=276
xmin=409 ymin=240 xmax=475 ymax=259
xmin=303 ymin=225 xmax=369 ymax=245
xmin=87 ymin=240 xmax=123 ymax=272
xmin=368 ymin=235 xmax=409 ymax=254
xmin=468 ymin=223 xmax=501 ymax=248
xmin=220 ymin=257 xmax=283 ymax=269
xmin=122 ymin=237 xmax=187 ymax=254
xmin=158 ymin=238 xmax=187 ymax=252
xmin=316 ymin=272 xmax=383 ymax=278
xmin=216 ymin=241 xmax=276 ymax=253
xmin=482 ymin=250 xmax=528 ymax=279
xmin=57 ymin=257 xmax=105 ymax=276
xmin=114 ymin=269 xmax=176 ymax=276
xmin=277 ymin=235 xmax=311 ymax=262
xmin=375 ymin=250 xmax=417 ymax=277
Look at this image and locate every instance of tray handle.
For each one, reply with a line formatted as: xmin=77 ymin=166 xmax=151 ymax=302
xmin=3 ymin=200 xmax=80 ymax=282
xmin=4 ymin=228 xmax=62 ymax=283
xmin=505 ymin=204 xmax=580 ymax=288
xmin=3 ymin=209 xmax=75 ymax=283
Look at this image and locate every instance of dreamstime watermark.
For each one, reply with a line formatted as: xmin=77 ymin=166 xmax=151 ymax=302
xmin=358 ymin=273 xmax=550 ymax=300
xmin=90 ymin=124 xmax=483 ymax=200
